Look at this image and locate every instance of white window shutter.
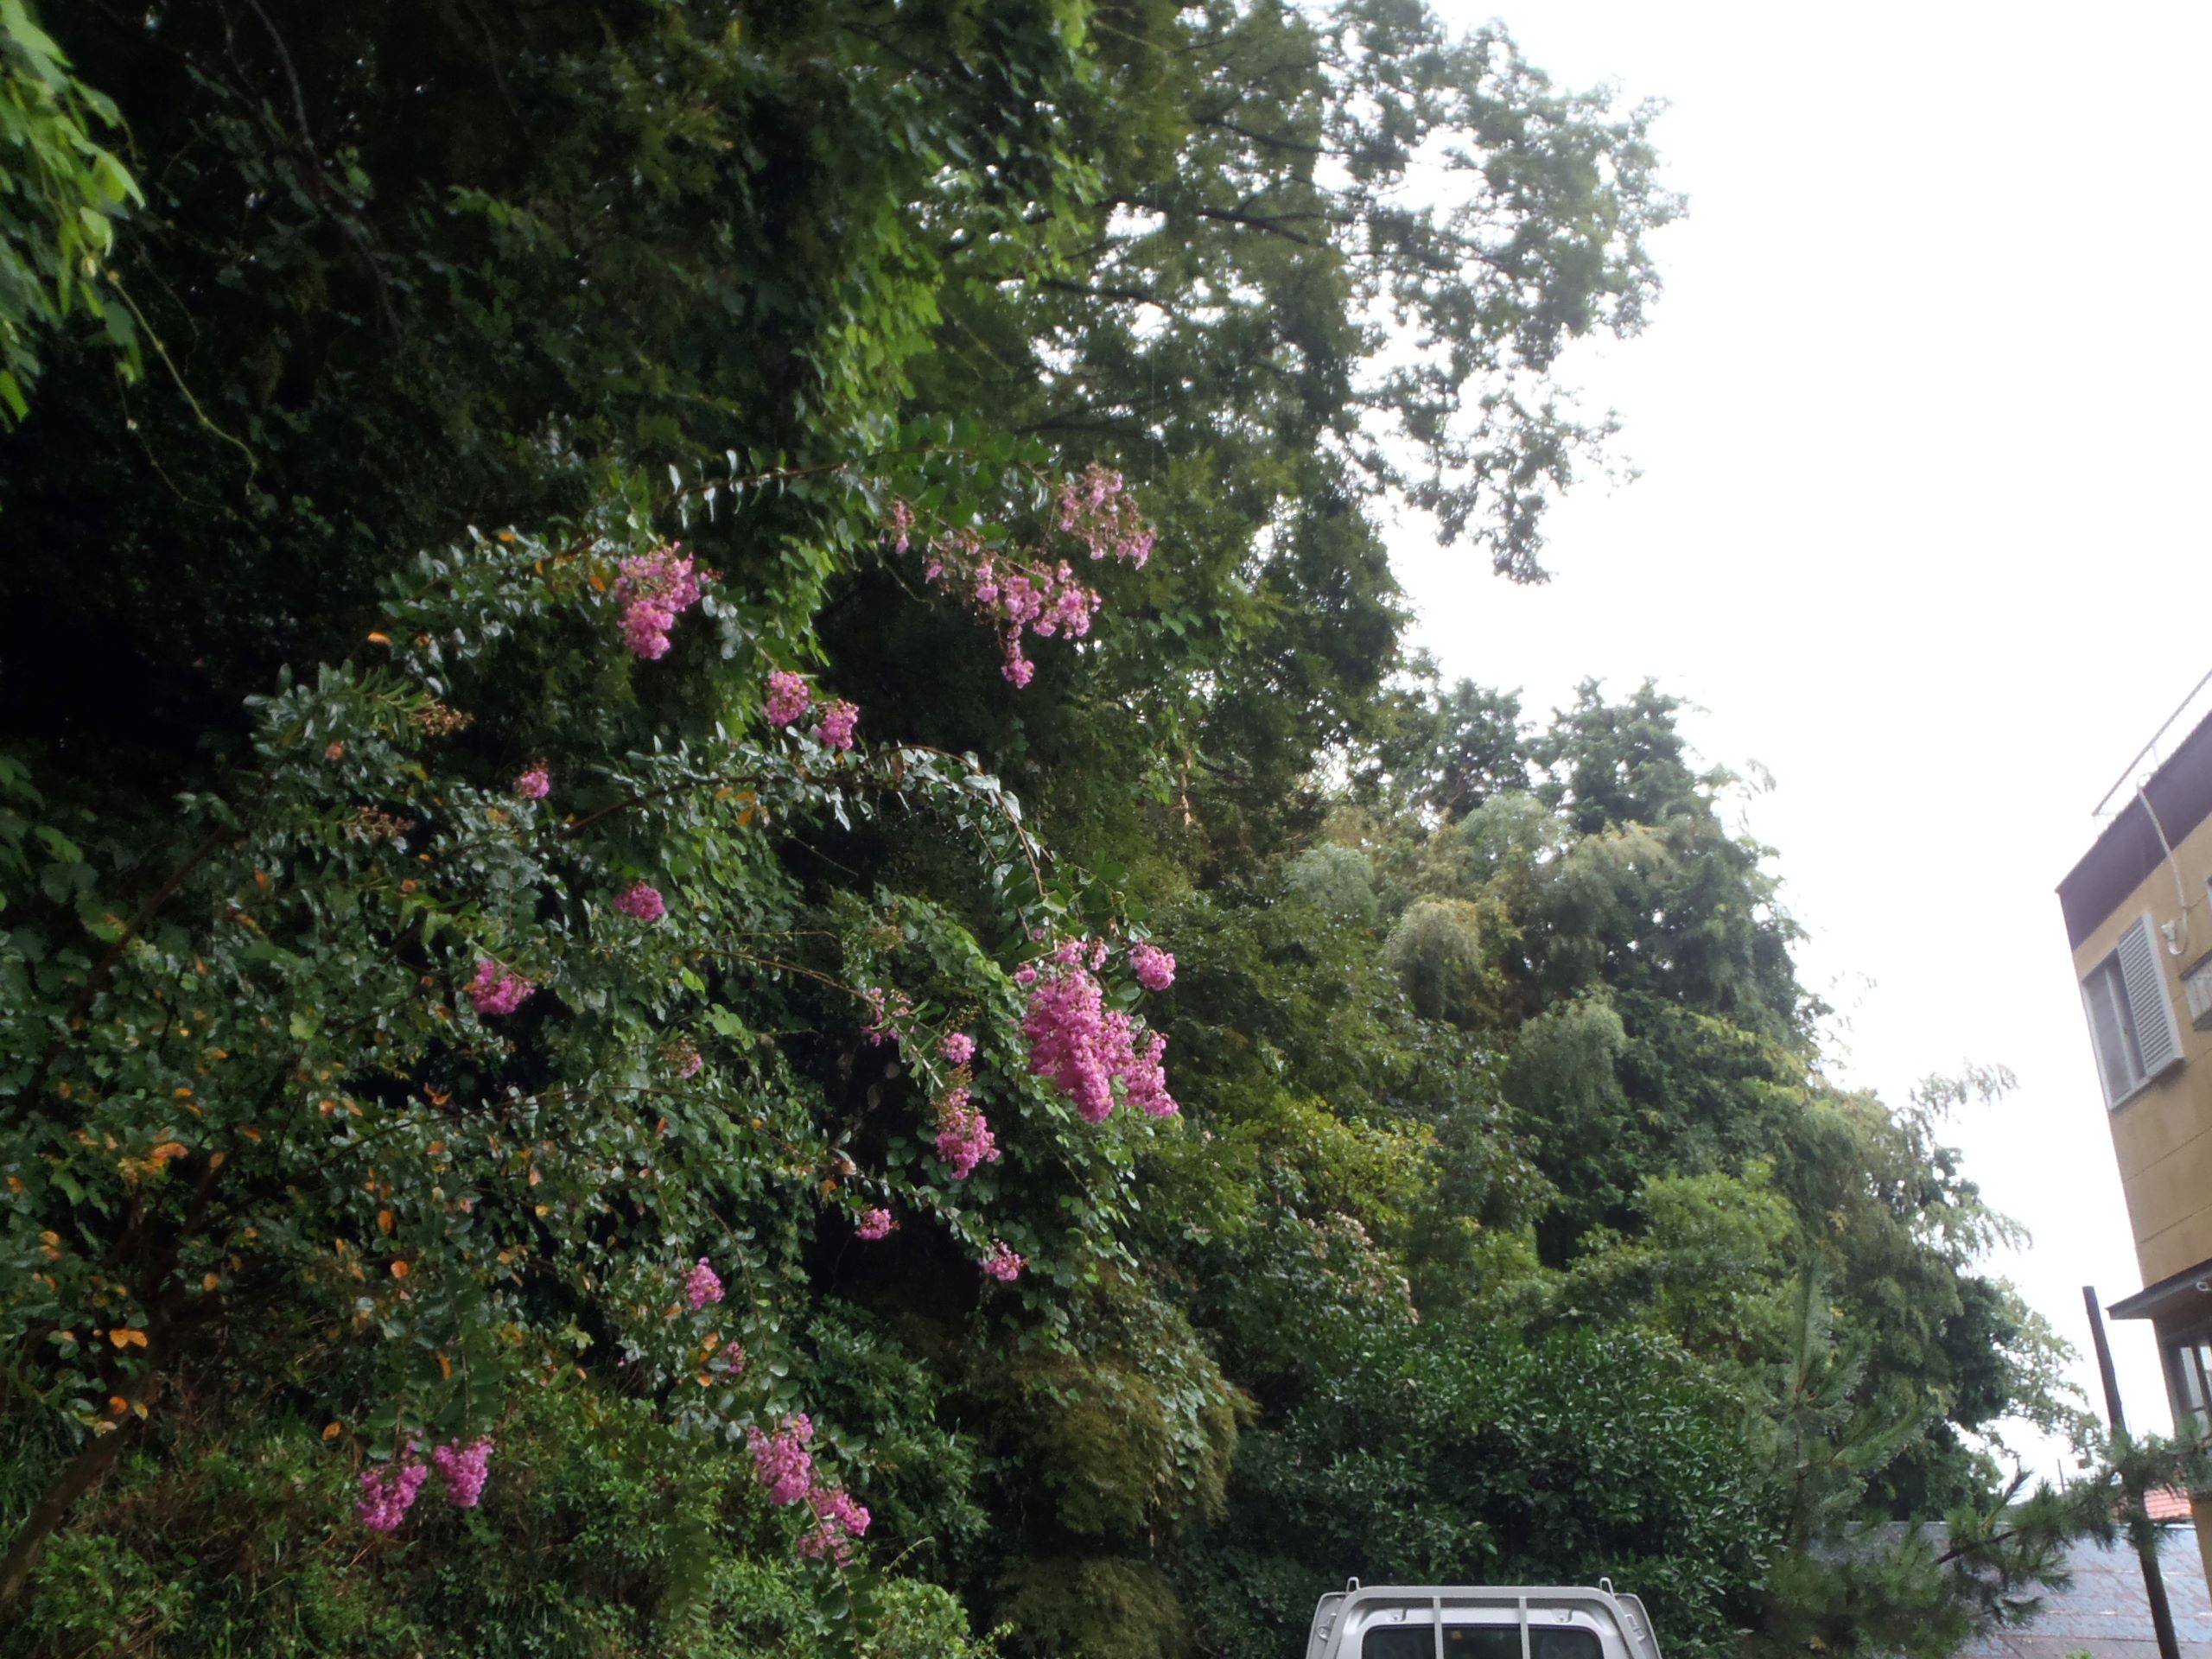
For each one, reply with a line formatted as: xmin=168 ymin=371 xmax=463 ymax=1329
xmin=2116 ymin=914 xmax=2184 ymax=1079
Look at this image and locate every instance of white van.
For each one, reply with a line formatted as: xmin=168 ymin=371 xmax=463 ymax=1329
xmin=1304 ymin=1582 xmax=1665 ymax=1659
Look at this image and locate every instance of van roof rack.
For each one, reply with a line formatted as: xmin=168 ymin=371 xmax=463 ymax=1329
xmin=1304 ymin=1583 xmax=1662 ymax=1659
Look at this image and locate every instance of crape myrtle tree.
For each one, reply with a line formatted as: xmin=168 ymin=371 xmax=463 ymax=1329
xmin=1 ymin=436 xmax=1195 ymax=1649
xmin=0 ymin=0 xmax=1197 ymax=1649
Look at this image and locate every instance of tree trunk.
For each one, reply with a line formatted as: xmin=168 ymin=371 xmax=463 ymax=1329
xmin=0 ymin=1422 xmax=133 ymax=1615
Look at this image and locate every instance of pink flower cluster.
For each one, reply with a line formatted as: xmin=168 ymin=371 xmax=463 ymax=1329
xmin=861 ymin=985 xmax=914 ymax=1047
xmin=749 ymin=1413 xmax=815 ymax=1503
xmin=356 ymin=1443 xmax=430 ymax=1532
xmin=856 ymin=1207 xmax=897 ymax=1240
xmin=747 ymin=1414 xmax=871 ymax=1564
xmin=357 ymin=1436 xmax=495 ymax=1529
xmin=766 ymin=670 xmax=811 ymax=726
xmin=980 ymin=1240 xmax=1026 ymax=1282
xmin=816 ymin=700 xmax=859 ymax=753
xmin=933 ymin=1088 xmax=1001 ymax=1179
xmin=613 ymin=880 xmax=666 ymax=923
xmin=1058 ymin=462 xmax=1157 ymax=568
xmin=800 ymin=1485 xmax=873 ymax=1563
xmin=892 ymin=466 xmax=1154 ymax=690
xmin=764 ymin=672 xmax=863 ymax=751
xmin=613 ymin=544 xmax=703 ymax=660
xmin=1129 ymin=942 xmax=1176 ymax=992
xmin=513 ymin=765 xmax=551 ymax=800
xmin=467 ymin=959 xmax=534 ymax=1017
xmin=928 ymin=1026 xmax=1000 ymax=1177
xmin=685 ymin=1257 xmax=724 ymax=1311
xmin=917 ymin=527 xmax=1099 ymax=689
xmin=1018 ymin=938 xmax=1176 ymax=1122
xmin=432 ymin=1437 xmax=495 ymax=1509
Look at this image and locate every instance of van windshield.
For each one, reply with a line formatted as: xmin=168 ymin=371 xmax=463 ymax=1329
xmin=1362 ymin=1625 xmax=1604 ymax=1659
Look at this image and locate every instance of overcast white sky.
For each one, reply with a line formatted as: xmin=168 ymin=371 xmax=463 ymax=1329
xmin=1391 ymin=0 xmax=2212 ymax=1477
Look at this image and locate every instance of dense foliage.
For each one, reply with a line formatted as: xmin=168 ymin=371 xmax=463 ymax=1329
xmin=3 ymin=4 xmax=2197 ymax=1659
xmin=0 ymin=0 xmax=138 ymax=422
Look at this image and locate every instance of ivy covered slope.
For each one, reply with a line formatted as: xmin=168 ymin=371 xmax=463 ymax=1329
xmin=0 ymin=5 xmax=2196 ymax=1659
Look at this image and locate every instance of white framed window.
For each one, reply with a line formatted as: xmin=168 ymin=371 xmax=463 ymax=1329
xmin=2171 ymin=1330 xmax=2212 ymax=1434
xmin=2081 ymin=912 xmax=2183 ymax=1109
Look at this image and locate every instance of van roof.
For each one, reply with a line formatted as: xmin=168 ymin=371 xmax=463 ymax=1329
xmin=1305 ymin=1584 xmax=1663 ymax=1659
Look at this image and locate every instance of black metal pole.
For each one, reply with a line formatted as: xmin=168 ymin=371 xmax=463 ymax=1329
xmin=2085 ymin=1285 xmax=2182 ymax=1659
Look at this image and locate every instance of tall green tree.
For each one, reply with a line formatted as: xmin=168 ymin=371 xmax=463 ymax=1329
xmin=840 ymin=0 xmax=1678 ymax=874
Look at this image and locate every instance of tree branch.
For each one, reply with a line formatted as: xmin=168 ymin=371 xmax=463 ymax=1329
xmin=1039 ymin=277 xmax=1172 ymax=312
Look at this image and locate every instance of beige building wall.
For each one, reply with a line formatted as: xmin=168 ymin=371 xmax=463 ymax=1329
xmin=2063 ymin=721 xmax=2212 ymax=1593
xmin=2069 ymin=807 xmax=2212 ymax=1287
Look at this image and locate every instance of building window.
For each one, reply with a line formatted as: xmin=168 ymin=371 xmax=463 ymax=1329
xmin=2186 ymin=953 xmax=2212 ymax=1031
xmin=2171 ymin=1331 xmax=2212 ymax=1434
xmin=2081 ymin=913 xmax=2184 ymax=1109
